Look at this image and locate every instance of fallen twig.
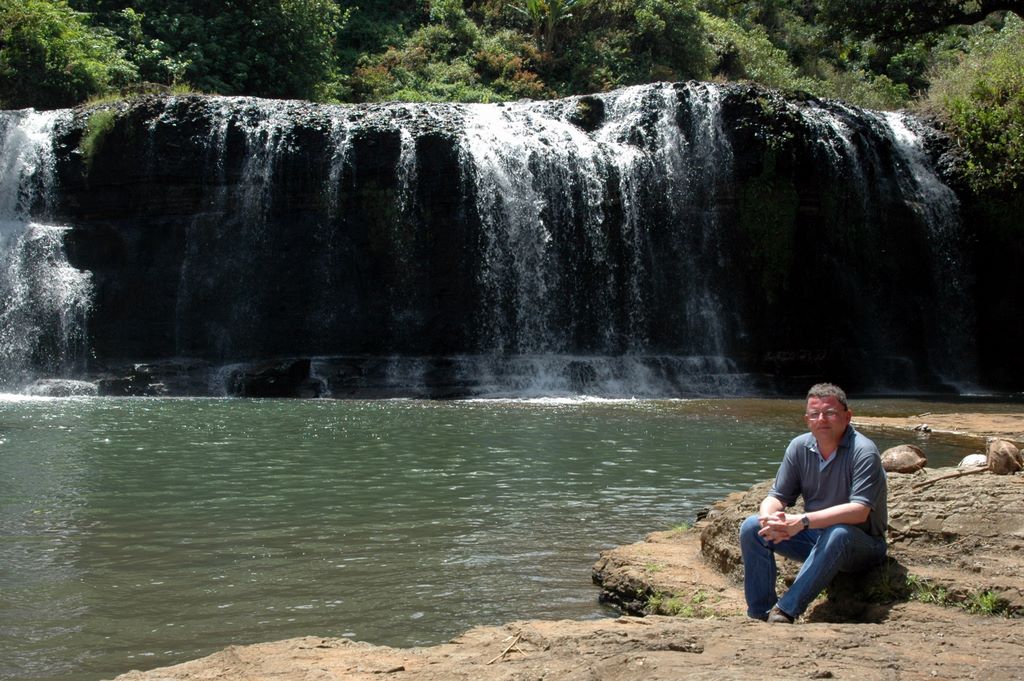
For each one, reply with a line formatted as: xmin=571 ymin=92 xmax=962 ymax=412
xmin=912 ymin=466 xmax=988 ymax=491
xmin=486 ymin=633 xmax=524 ymax=665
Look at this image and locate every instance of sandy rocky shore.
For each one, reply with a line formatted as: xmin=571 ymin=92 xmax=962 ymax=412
xmin=116 ymin=414 xmax=1024 ymax=681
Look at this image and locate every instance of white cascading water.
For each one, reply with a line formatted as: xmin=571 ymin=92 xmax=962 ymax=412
xmin=760 ymin=97 xmax=977 ymax=392
xmin=0 ymin=84 xmax=979 ymax=397
xmin=462 ymin=101 xmax=590 ymax=354
xmin=880 ymin=111 xmax=978 ymax=391
xmin=326 ymin=108 xmax=355 ymax=217
xmin=389 ymin=106 xmax=429 ymax=331
xmin=668 ymin=83 xmax=734 ymax=359
xmin=457 ymin=83 xmax=746 ymax=395
xmin=173 ymin=97 xmax=304 ymax=357
xmin=234 ymin=99 xmax=298 ymax=231
xmin=0 ymin=110 xmax=92 ymax=392
xmin=172 ymin=96 xmax=234 ymax=356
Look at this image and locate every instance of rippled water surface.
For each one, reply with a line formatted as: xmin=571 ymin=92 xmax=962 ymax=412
xmin=0 ymin=396 xmax=992 ymax=680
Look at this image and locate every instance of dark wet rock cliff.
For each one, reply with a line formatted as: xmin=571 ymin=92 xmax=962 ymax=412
xmin=1 ymin=82 xmax=1020 ymax=396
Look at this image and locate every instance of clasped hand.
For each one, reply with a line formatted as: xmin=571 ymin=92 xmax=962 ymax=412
xmin=756 ymin=511 xmax=800 ymax=543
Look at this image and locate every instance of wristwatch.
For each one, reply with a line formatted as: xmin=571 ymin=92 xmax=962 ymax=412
xmin=801 ymin=515 xmax=810 ymax=530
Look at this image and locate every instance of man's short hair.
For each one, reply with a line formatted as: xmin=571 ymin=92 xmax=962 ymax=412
xmin=806 ymin=383 xmax=849 ymax=410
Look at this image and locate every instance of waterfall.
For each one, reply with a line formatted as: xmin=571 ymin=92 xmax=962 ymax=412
xmin=880 ymin=112 xmax=978 ymax=391
xmin=462 ymin=101 xmax=584 ymax=354
xmin=667 ymin=82 xmax=735 ymax=357
xmin=590 ymin=82 xmax=738 ymax=354
xmin=172 ymin=97 xmax=310 ymax=357
xmin=459 ymin=83 xmax=742 ymax=376
xmin=0 ymin=83 xmax=990 ymax=397
xmin=454 ymin=84 xmax=743 ymax=395
xmin=735 ymin=95 xmax=980 ymax=392
xmin=0 ymin=110 xmax=92 ymax=391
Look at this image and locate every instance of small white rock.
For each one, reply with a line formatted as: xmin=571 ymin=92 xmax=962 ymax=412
xmin=957 ymin=453 xmax=987 ymax=468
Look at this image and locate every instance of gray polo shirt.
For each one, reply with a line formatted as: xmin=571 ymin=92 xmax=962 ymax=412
xmin=768 ymin=425 xmax=888 ymax=538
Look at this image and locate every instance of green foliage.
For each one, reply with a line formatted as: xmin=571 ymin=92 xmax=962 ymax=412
xmin=78 ymin=106 xmax=117 ymax=167
xmin=697 ymin=2 xmax=920 ymax=107
xmin=905 ymin=575 xmax=1013 ymax=616
xmin=476 ymin=30 xmax=551 ymax=98
xmin=810 ymin=66 xmax=911 ymax=110
xmin=70 ymin=0 xmax=349 ymax=100
xmin=701 ymin=0 xmax=821 ymax=72
xmin=350 ymin=3 xmax=549 ymax=102
xmin=97 ymin=7 xmax=188 ymax=86
xmin=0 ymin=0 xmax=137 ymax=109
xmin=645 ymin=588 xmax=714 ymax=617
xmin=556 ymin=0 xmax=710 ymax=93
xmin=350 ymin=0 xmax=716 ymax=99
xmin=818 ymin=0 xmax=1024 ymax=40
xmin=965 ymin=590 xmax=1011 ymax=616
xmin=514 ymin=0 xmax=585 ymax=53
xmin=812 ymin=36 xmax=924 ymax=103
xmin=906 ymin=575 xmax=952 ymax=605
xmin=924 ymin=16 xmax=1024 ymax=192
xmin=700 ymin=12 xmax=811 ymax=91
xmin=335 ymin=0 xmax=422 ymax=71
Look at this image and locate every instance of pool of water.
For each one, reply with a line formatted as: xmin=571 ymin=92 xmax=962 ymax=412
xmin=0 ymin=396 xmax=999 ymax=680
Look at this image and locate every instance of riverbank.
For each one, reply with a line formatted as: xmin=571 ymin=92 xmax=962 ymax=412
xmin=853 ymin=412 xmax=1024 ymax=445
xmin=113 ymin=416 xmax=1024 ymax=681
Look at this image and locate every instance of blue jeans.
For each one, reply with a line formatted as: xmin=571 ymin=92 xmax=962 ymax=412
xmin=739 ymin=514 xmax=887 ymax=620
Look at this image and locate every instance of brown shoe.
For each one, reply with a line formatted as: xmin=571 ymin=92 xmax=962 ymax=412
xmin=767 ymin=606 xmax=794 ymax=624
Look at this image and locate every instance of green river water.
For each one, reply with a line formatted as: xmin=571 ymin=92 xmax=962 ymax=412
xmin=0 ymin=396 xmax=1003 ymax=680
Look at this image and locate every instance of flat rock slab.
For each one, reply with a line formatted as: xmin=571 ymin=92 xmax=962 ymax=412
xmin=853 ymin=413 xmax=1024 ymax=444
xmin=114 ymin=607 xmax=1024 ymax=681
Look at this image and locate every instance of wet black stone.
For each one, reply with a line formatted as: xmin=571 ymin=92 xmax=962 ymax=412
xmin=1 ymin=83 xmax=1015 ymax=396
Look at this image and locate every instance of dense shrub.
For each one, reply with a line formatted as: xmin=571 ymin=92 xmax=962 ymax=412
xmin=555 ymin=0 xmax=710 ymax=93
xmin=350 ymin=1 xmax=548 ymax=102
xmin=69 ymin=0 xmax=347 ymax=100
xmin=700 ymin=12 xmax=809 ymax=90
xmin=923 ymin=16 xmax=1024 ymax=192
xmin=0 ymin=0 xmax=137 ymax=109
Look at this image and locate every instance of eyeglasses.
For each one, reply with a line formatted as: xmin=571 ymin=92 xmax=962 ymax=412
xmin=805 ymin=409 xmax=842 ymax=420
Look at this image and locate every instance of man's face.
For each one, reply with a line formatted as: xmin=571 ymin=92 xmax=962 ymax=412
xmin=804 ymin=395 xmax=852 ymax=442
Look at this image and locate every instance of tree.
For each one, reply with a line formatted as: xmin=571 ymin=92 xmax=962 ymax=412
xmin=0 ymin=0 xmax=137 ymax=108
xmin=68 ymin=0 xmax=348 ymax=99
xmin=819 ymin=0 xmax=1024 ymax=39
xmin=700 ymin=12 xmax=811 ymax=91
xmin=334 ymin=0 xmax=422 ymax=74
xmin=557 ymin=0 xmax=710 ymax=92
xmin=515 ymin=0 xmax=584 ymax=53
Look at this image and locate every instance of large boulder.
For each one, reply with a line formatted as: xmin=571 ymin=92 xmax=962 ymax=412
xmin=224 ymin=358 xmax=323 ymax=398
xmin=987 ymin=438 xmax=1023 ymax=475
xmin=881 ymin=444 xmax=927 ymax=474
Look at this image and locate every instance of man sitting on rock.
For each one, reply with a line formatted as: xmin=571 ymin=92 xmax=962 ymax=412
xmin=739 ymin=382 xmax=888 ymax=623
